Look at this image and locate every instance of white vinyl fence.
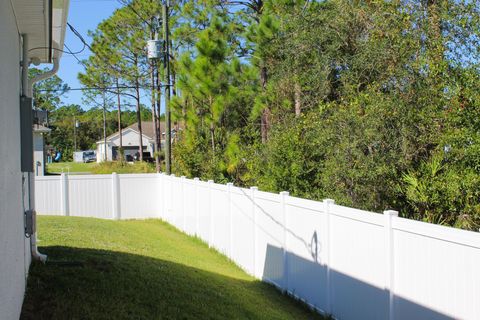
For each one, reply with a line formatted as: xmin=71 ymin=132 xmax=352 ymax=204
xmin=35 ymin=173 xmax=480 ymax=320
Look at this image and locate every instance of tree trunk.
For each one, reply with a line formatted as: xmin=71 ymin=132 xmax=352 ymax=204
xmin=135 ymin=71 xmax=143 ymax=162
xmin=425 ymin=0 xmax=443 ymax=73
xmin=156 ymin=64 xmax=162 ymax=152
xmin=116 ymin=78 xmax=123 ymax=161
xmin=260 ymin=64 xmax=270 ymax=143
xmin=294 ymin=81 xmax=301 ymax=117
xmin=210 ymin=123 xmax=215 ymax=153
xmin=171 ymin=60 xmax=181 ymax=140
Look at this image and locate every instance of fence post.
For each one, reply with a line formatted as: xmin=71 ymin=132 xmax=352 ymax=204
xmin=280 ymin=191 xmax=290 ymax=290
xmin=251 ymin=186 xmax=258 ymax=277
xmin=323 ymin=198 xmax=335 ymax=315
xmin=227 ymin=182 xmax=233 ymax=259
xmin=208 ymin=180 xmax=214 ymax=247
xmin=112 ymin=172 xmax=121 ymax=220
xmin=384 ymin=210 xmax=399 ymax=320
xmin=194 ymin=178 xmax=200 ymax=236
xmin=181 ymin=176 xmax=186 ymax=231
xmin=161 ymin=173 xmax=167 ymax=220
xmin=60 ymin=173 xmax=69 ymax=216
xmin=170 ymin=174 xmax=175 ymax=223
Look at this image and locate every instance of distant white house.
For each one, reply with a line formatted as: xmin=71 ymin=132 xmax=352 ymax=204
xmin=33 ymin=124 xmax=50 ymax=176
xmin=96 ymin=121 xmax=167 ymax=162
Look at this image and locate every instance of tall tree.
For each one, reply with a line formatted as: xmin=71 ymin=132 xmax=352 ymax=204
xmin=30 ymin=68 xmax=69 ymax=111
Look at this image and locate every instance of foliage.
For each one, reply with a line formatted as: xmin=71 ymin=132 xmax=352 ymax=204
xmin=169 ymin=0 xmax=480 ymax=230
xmin=30 ymin=68 xmax=69 ymax=111
xmin=43 ymin=0 xmax=480 ymax=230
xmin=46 ymin=104 xmax=151 ymax=161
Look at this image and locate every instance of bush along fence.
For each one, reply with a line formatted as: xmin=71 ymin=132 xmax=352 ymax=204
xmin=35 ymin=173 xmax=480 ymax=320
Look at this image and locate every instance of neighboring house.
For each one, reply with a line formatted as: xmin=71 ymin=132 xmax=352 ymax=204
xmin=0 ymin=1 xmax=69 ymax=319
xmin=33 ymin=124 xmax=51 ymax=176
xmin=97 ymin=121 xmax=169 ymax=162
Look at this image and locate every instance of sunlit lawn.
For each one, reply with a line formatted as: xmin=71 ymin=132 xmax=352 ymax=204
xmin=21 ymin=216 xmax=323 ymax=320
xmin=46 ymin=161 xmax=96 ymax=174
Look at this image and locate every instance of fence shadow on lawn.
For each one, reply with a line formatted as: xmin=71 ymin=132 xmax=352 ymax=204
xmin=21 ymin=246 xmax=323 ymax=320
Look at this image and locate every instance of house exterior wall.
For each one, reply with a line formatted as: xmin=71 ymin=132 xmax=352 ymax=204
xmin=34 ymin=132 xmax=45 ymax=176
xmin=96 ymin=142 xmax=113 ymax=162
xmin=0 ymin=2 xmax=31 ymax=319
xmin=97 ymin=129 xmax=155 ymax=162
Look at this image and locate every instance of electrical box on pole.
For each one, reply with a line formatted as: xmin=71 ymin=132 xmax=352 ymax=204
xmin=147 ymin=39 xmax=164 ymax=60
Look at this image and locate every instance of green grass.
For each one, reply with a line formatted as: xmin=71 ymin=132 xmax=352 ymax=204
xmin=91 ymin=161 xmax=156 ymax=174
xmin=47 ymin=161 xmax=156 ymax=175
xmin=47 ymin=162 xmax=96 ymax=174
xmin=21 ymin=217 xmax=323 ymax=320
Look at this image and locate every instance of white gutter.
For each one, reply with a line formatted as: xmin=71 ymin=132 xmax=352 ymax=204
xmin=23 ymin=35 xmax=61 ymax=263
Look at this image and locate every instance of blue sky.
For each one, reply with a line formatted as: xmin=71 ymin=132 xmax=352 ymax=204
xmin=56 ymin=0 xmax=122 ymax=108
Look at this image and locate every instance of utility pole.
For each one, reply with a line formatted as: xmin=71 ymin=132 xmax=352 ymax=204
xmin=73 ymin=116 xmax=77 ymax=152
xmin=163 ymin=0 xmax=172 ymax=174
xmin=150 ymin=17 xmax=160 ymax=172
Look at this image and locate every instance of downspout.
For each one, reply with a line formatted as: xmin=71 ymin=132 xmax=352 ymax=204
xmin=23 ymin=35 xmax=61 ymax=263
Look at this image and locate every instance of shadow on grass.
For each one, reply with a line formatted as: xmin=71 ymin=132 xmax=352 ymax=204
xmin=21 ymin=246 xmax=323 ymax=320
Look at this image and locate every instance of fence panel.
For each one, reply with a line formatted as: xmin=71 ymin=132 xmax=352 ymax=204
xmin=328 ymin=204 xmax=387 ymax=320
xmin=119 ymin=174 xmax=161 ymax=219
xmin=285 ymin=196 xmax=328 ymax=312
xmin=35 ymin=176 xmax=62 ymax=215
xmin=195 ymin=181 xmax=211 ymax=244
xmin=170 ymin=176 xmax=183 ymax=229
xmin=210 ymin=184 xmax=229 ymax=256
xmin=183 ymin=179 xmax=197 ymax=236
xmin=35 ymin=173 xmax=480 ymax=320
xmin=67 ymin=175 xmax=112 ymax=219
xmin=230 ymin=187 xmax=255 ymax=275
xmin=254 ymin=191 xmax=284 ymax=286
xmin=393 ymin=217 xmax=480 ymax=320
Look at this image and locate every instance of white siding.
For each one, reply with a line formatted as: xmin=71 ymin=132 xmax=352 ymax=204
xmin=0 ymin=2 xmax=29 ymax=319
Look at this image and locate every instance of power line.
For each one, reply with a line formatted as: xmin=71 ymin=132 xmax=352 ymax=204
xmin=67 ymin=22 xmax=94 ymax=52
xmin=64 ymin=43 xmax=86 ymax=66
xmin=37 ymin=85 xmax=170 ymax=92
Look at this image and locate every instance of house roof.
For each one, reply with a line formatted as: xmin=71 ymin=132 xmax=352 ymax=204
xmin=97 ymin=121 xmax=184 ymax=144
xmin=126 ymin=121 xmax=167 ymax=140
xmin=97 ymin=121 xmax=166 ymax=144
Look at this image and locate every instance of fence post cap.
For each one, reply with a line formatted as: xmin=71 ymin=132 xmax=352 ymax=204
xmin=207 ymin=179 xmax=214 ymax=183
xmin=112 ymin=172 xmax=117 ymax=176
xmin=226 ymin=182 xmax=234 ymax=186
xmin=193 ymin=177 xmax=200 ymax=181
xmin=280 ymin=191 xmax=289 ymax=196
xmin=383 ymin=210 xmax=399 ymax=217
xmin=323 ymin=199 xmax=335 ymax=204
xmin=250 ymin=186 xmax=258 ymax=191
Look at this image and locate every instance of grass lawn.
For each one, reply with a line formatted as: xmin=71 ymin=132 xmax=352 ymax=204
xmin=46 ymin=161 xmax=156 ymax=175
xmin=21 ymin=217 xmax=324 ymax=320
xmin=47 ymin=162 xmax=96 ymax=174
